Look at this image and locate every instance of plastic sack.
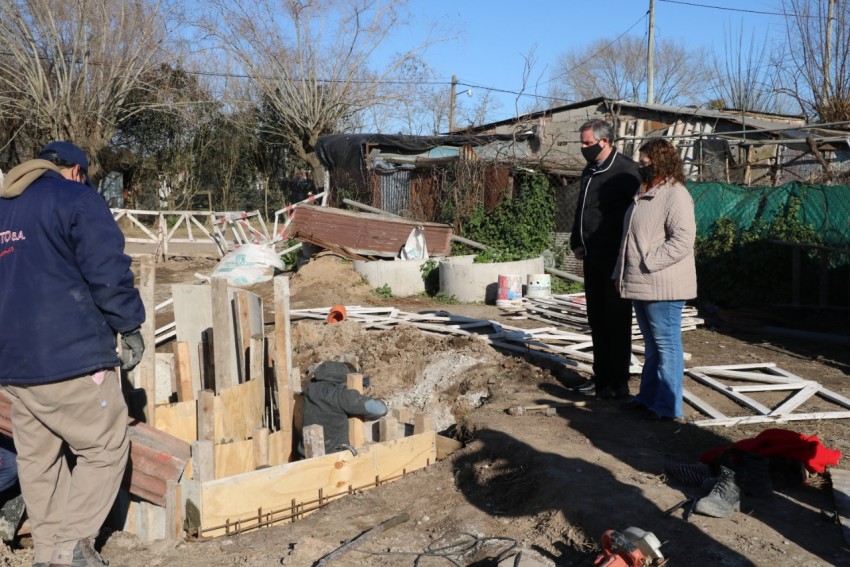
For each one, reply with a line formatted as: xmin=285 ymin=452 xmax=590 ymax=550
xmin=210 ymin=243 xmax=284 ymax=286
xmin=398 ymin=226 xmax=429 ymax=261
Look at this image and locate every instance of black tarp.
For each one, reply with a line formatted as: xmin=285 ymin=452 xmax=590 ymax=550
xmin=315 ymin=132 xmax=534 ymax=172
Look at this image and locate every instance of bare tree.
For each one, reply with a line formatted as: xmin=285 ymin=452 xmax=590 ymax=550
xmin=204 ymin=0 xmax=433 ymax=187
xmin=549 ymin=35 xmax=708 ymax=105
xmin=0 ymin=0 xmax=178 ymax=175
xmin=709 ymin=23 xmax=786 ymax=113
xmin=781 ymin=0 xmax=850 ymax=122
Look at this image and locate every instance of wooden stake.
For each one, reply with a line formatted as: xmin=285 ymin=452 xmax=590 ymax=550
xmin=192 ymin=440 xmax=215 ymax=483
xmin=234 ymin=290 xmax=252 ymax=382
xmin=211 ymin=278 xmax=236 ymax=392
xmin=173 ymin=342 xmax=194 ymax=402
xmin=165 ymin=480 xmax=183 ymax=540
xmin=413 ymin=413 xmax=433 ymax=435
xmin=253 ymin=427 xmax=270 ymax=469
xmin=197 ymin=389 xmax=216 ymax=443
xmin=273 ymin=276 xmax=293 ymax=389
xmin=379 ymin=416 xmax=399 ymax=442
xmin=347 ymin=373 xmax=364 ymax=448
xmin=138 ymin=255 xmax=156 ymax=424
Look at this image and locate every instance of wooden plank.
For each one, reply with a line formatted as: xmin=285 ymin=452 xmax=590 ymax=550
xmin=154 ymin=400 xmax=197 ymax=444
xmin=769 ymin=384 xmax=821 ymax=416
xmin=302 ymin=424 xmax=325 ymax=458
xmin=192 ymin=440 xmax=215 ymax=483
xmin=347 ymin=373 xmax=364 ymax=448
xmin=686 ymin=370 xmax=773 ymax=415
xmin=211 ymin=278 xmax=236 ymax=392
xmin=414 ymin=413 xmax=433 ymax=435
xmin=391 ymin=407 xmax=410 ymax=424
xmin=692 ymin=363 xmax=779 ymax=372
xmin=199 ymin=431 xmax=436 ymax=537
xmin=197 ymin=390 xmax=215 ymax=443
xmin=166 ymin=480 xmax=183 ymax=540
xmin=730 ymin=382 xmax=816 ymax=393
xmin=830 ymin=468 xmax=850 ymax=546
xmin=267 ymin=431 xmax=286 ymax=467
xmin=253 ymin=428 xmax=270 ymax=469
xmin=682 ymin=387 xmax=727 ymax=419
xmin=173 ymin=342 xmax=195 ymax=402
xmin=274 ymin=276 xmax=293 ymax=390
xmin=217 ymin=378 xmax=265 ymax=442
xmin=139 ymin=255 xmax=156 ymax=423
xmin=695 ymin=411 xmax=850 ymax=427
xmin=436 ymin=435 xmax=463 ymax=460
xmin=379 ymin=416 xmax=399 ymax=442
xmin=688 ymin=368 xmax=797 ymax=385
xmin=172 ymin=284 xmax=211 ymax=396
xmin=233 ymin=290 xmax=264 ymax=384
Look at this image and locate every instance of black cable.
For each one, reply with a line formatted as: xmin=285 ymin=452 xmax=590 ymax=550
xmin=355 ymin=532 xmax=518 ymax=566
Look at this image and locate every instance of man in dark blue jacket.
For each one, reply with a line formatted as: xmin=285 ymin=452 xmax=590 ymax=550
xmin=570 ymin=120 xmax=641 ymax=400
xmin=0 ymin=142 xmax=145 ymax=567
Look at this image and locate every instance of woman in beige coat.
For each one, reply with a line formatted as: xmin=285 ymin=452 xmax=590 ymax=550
xmin=614 ymin=139 xmax=697 ymax=420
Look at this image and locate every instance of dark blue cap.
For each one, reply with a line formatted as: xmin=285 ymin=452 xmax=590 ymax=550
xmin=37 ymin=141 xmax=93 ymax=187
xmin=38 ymin=141 xmax=90 ymax=171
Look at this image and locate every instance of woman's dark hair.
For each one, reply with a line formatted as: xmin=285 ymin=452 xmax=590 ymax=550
xmin=639 ymin=138 xmax=686 ymax=185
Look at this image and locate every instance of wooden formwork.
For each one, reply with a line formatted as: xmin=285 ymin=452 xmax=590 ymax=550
xmin=127 ymin=260 xmax=443 ymax=541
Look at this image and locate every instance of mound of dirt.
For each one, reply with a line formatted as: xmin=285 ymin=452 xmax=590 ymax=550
xmin=289 ymin=253 xmax=374 ymax=308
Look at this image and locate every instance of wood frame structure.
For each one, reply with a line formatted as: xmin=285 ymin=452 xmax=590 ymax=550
xmin=684 ymin=363 xmax=850 ymax=427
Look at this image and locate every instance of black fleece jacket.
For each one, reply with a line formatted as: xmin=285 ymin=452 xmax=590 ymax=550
xmin=570 ymin=148 xmax=641 ymax=258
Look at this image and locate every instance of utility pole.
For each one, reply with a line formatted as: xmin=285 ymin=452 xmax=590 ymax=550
xmin=825 ymin=0 xmax=835 ymax=96
xmin=647 ymin=0 xmax=655 ymax=104
xmin=448 ymin=75 xmax=457 ymax=132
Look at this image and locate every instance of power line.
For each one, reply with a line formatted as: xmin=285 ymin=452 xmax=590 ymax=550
xmin=658 ymin=0 xmax=802 ymax=18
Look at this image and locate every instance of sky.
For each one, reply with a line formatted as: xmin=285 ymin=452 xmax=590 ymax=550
xmin=380 ymin=0 xmax=791 ymax=124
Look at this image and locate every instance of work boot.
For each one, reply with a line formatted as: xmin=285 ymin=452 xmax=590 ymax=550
xmin=0 ymin=494 xmax=25 ymax=542
xmin=664 ymin=461 xmax=713 ymax=487
xmin=49 ymin=538 xmax=109 ymax=567
xmin=740 ymin=452 xmax=773 ymax=498
xmin=694 ymin=466 xmax=741 ymax=518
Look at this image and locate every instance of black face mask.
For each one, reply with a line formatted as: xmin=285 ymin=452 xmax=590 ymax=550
xmin=581 ymin=142 xmax=603 ymax=163
xmin=638 ymin=165 xmax=652 ymax=183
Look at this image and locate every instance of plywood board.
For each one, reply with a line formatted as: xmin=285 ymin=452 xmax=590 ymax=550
xmin=154 ymin=400 xmax=197 ymax=444
xmin=215 ymin=439 xmax=254 ymax=479
xmin=199 ymin=432 xmax=436 ymax=537
xmin=215 ymin=378 xmax=265 ymax=443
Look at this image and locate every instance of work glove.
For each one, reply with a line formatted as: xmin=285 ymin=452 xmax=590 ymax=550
xmin=120 ymin=329 xmax=145 ymax=371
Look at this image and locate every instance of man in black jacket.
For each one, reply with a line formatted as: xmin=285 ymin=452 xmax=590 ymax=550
xmin=570 ymin=120 xmax=641 ymax=399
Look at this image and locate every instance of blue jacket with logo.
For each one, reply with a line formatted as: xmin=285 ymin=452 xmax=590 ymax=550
xmin=0 ymin=162 xmax=145 ymax=385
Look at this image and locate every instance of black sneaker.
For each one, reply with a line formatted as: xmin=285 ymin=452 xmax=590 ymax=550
xmin=572 ymin=379 xmax=596 ymax=395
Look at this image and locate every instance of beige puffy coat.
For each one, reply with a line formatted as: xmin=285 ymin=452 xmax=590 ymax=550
xmin=613 ymin=178 xmax=697 ymax=301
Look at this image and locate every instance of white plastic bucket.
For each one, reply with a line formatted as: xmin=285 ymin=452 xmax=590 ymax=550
xmin=526 ymin=273 xmax=551 ymax=298
xmin=497 ymin=274 xmax=523 ymax=301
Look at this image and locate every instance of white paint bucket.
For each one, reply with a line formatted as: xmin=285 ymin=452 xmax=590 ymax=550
xmin=526 ymin=273 xmax=551 ymax=298
xmin=497 ymin=274 xmax=523 ymax=301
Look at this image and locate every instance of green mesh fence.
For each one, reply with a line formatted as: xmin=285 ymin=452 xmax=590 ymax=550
xmin=688 ymin=182 xmax=850 ymax=247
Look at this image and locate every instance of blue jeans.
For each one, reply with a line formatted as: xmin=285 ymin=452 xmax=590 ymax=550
xmin=633 ymin=300 xmax=685 ymax=418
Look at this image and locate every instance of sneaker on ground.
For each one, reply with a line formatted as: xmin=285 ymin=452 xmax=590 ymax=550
xmin=572 ymin=379 xmax=596 ymax=395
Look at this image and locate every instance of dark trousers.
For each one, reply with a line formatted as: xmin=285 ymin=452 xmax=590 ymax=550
xmin=583 ymin=255 xmax=633 ymax=391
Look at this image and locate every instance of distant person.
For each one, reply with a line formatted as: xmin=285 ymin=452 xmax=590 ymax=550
xmin=0 ymin=141 xmax=146 ymax=566
xmin=570 ymin=120 xmax=641 ymax=399
xmin=299 ymin=361 xmax=388 ymax=457
xmin=614 ymin=138 xmax=697 ymax=420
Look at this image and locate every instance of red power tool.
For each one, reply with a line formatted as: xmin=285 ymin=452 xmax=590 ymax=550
xmin=593 ymin=530 xmax=648 ymax=567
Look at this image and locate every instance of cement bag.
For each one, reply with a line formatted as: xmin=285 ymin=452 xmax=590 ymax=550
xmin=211 ymin=243 xmax=284 ymax=286
xmin=398 ymin=226 xmax=429 ymax=260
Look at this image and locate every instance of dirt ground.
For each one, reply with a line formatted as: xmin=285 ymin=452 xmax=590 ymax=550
xmin=3 ymin=254 xmax=849 ymax=567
